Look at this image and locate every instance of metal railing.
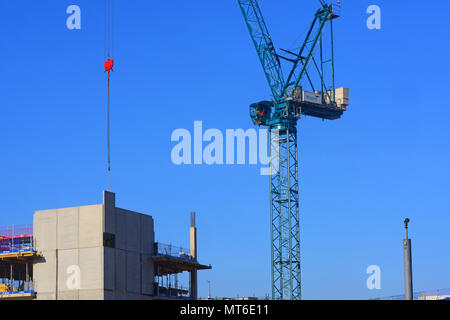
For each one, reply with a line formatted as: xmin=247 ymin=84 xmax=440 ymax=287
xmin=0 ymin=224 xmax=33 ymax=254
xmin=0 ymin=224 xmax=33 ymax=238
xmin=0 ymin=280 xmax=34 ymax=296
xmin=154 ymin=243 xmax=192 ymax=261
xmin=332 ymin=1 xmax=342 ymax=17
xmin=374 ymin=288 xmax=450 ymax=300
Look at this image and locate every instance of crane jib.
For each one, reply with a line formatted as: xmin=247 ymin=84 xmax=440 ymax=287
xmin=238 ymin=1 xmax=339 ymax=104
xmin=237 ymin=0 xmax=285 ymax=101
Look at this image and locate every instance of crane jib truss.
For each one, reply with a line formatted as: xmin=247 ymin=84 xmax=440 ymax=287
xmin=237 ymin=0 xmax=342 ymax=300
xmin=238 ymin=0 xmax=285 ymax=101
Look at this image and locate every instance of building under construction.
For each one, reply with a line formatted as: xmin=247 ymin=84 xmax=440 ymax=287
xmin=0 ymin=191 xmax=211 ymax=300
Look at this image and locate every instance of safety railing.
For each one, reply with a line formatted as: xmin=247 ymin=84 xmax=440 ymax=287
xmin=373 ymin=288 xmax=450 ymax=300
xmin=0 ymin=281 xmax=34 ymax=296
xmin=330 ymin=1 xmax=341 ymax=17
xmin=0 ymin=224 xmax=33 ymax=237
xmin=154 ymin=243 xmax=192 ymax=261
xmin=0 ymin=224 xmax=33 ymax=254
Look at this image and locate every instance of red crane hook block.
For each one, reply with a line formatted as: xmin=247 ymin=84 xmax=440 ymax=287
xmin=104 ymin=59 xmax=114 ymax=76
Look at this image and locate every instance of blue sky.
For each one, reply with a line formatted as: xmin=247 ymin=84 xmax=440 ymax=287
xmin=1 ymin=0 xmax=449 ymax=299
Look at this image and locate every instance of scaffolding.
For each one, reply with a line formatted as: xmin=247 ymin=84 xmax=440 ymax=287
xmin=0 ymin=224 xmax=41 ymax=299
xmin=0 ymin=225 xmax=33 ymax=254
xmin=151 ymin=243 xmax=211 ymax=300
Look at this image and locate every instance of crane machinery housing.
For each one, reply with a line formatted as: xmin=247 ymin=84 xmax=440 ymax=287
xmin=237 ymin=0 xmax=349 ymax=300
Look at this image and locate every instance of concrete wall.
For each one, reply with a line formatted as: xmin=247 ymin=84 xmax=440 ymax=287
xmin=103 ymin=192 xmax=155 ymax=300
xmin=34 ymin=204 xmax=104 ymax=300
xmin=33 ymin=191 xmax=155 ymax=300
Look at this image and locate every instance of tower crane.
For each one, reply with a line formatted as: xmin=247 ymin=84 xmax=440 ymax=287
xmin=237 ymin=0 xmax=349 ymax=300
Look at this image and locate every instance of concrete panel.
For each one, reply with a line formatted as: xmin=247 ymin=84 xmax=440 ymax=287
xmin=126 ymin=251 xmax=140 ymax=294
xmin=115 ymin=249 xmax=126 ymax=291
xmin=104 ymin=247 xmax=115 ymax=290
xmin=104 ymin=205 xmax=115 ymax=235
xmin=78 ymin=205 xmax=103 ymax=248
xmin=33 ymin=250 xmax=56 ymax=294
xmin=35 ymin=292 xmax=56 ymax=300
xmin=57 ymin=249 xmax=79 ymax=292
xmin=125 ymin=211 xmax=140 ymax=252
xmin=104 ymin=191 xmax=116 ymax=234
xmin=79 ymin=289 xmax=104 ymax=300
xmin=79 ymin=247 xmax=103 ymax=290
xmin=57 ymin=207 xmax=79 ymax=250
xmin=34 ymin=209 xmax=57 ymax=251
xmin=58 ymin=290 xmax=79 ymax=300
xmin=127 ymin=293 xmax=141 ymax=300
xmin=104 ymin=290 xmax=115 ymax=300
xmin=141 ymin=254 xmax=154 ymax=295
xmin=140 ymin=214 xmax=154 ymax=255
xmin=115 ymin=213 xmax=127 ymax=250
xmin=113 ymin=291 xmax=127 ymax=300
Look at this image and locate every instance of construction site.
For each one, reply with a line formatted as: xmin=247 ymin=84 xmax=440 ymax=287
xmin=1 ymin=0 xmax=449 ymax=303
xmin=0 ymin=191 xmax=211 ymax=300
xmin=1 ymin=0 xmax=347 ymax=300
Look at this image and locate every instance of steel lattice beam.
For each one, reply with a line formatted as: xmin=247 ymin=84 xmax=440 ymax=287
xmin=270 ymin=125 xmax=301 ymax=300
xmin=238 ymin=0 xmax=285 ymax=101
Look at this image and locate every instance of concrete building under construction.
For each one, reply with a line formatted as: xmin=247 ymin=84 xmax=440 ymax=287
xmin=0 ymin=191 xmax=211 ymax=300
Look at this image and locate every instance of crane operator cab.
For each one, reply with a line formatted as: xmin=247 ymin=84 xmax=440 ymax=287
xmin=250 ymin=101 xmax=272 ymax=126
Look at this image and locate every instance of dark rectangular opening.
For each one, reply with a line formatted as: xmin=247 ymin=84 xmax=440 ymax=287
xmin=103 ymin=232 xmax=115 ymax=248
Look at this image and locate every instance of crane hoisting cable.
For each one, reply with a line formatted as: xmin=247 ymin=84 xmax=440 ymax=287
xmin=104 ymin=0 xmax=114 ymax=191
